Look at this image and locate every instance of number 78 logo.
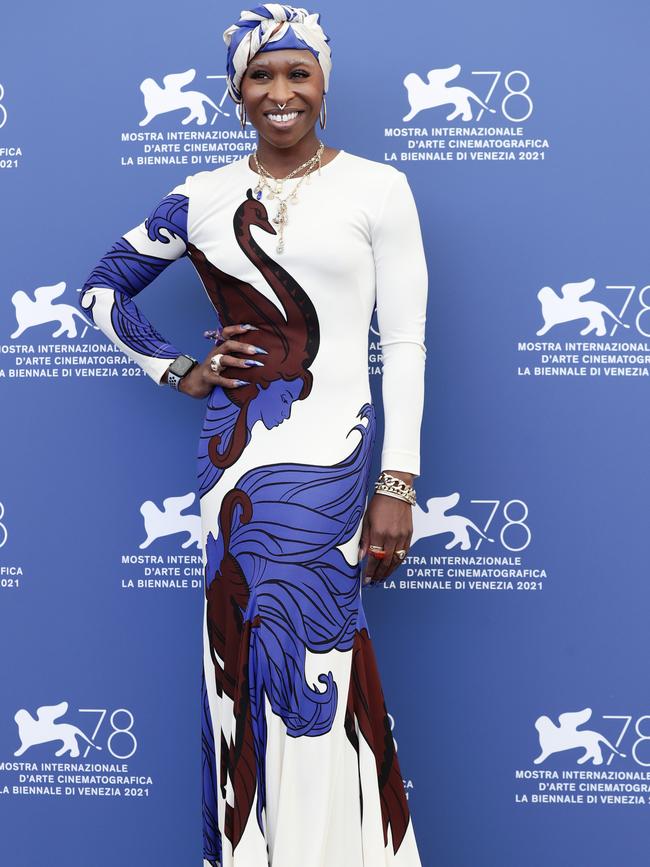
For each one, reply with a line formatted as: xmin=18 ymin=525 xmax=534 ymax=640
xmin=412 ymin=494 xmax=532 ymax=551
xmin=402 ymin=67 xmax=534 ymax=124
xmin=471 ymin=71 xmax=533 ymax=122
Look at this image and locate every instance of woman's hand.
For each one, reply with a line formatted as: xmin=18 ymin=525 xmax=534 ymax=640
xmin=174 ymin=323 xmax=266 ymax=399
xmin=359 ymin=470 xmax=415 ymax=586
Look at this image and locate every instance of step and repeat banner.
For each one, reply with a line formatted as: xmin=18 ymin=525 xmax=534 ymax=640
xmin=2 ymin=1 xmax=649 ymax=864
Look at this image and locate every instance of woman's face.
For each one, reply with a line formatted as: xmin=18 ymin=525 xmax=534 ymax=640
xmin=240 ymin=47 xmax=324 ymax=148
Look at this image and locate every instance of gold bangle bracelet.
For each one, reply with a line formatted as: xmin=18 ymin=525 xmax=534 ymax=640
xmin=374 ymin=487 xmax=416 ymax=506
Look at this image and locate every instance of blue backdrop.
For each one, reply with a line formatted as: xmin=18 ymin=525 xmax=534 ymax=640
xmin=3 ymin=1 xmax=650 ymax=864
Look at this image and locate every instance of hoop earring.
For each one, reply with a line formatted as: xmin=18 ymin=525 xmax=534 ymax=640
xmin=319 ymin=94 xmax=327 ymax=130
xmin=240 ymin=103 xmax=247 ymax=129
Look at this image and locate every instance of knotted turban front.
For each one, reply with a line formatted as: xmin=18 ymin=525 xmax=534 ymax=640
xmin=223 ymin=3 xmax=332 ymax=104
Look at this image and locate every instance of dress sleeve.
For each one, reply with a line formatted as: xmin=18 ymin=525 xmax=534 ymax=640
xmin=371 ymin=170 xmax=428 ymax=477
xmin=78 ymin=175 xmax=192 ymax=385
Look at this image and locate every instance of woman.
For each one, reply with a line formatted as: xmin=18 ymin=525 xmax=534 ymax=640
xmin=79 ymin=5 xmax=428 ymax=865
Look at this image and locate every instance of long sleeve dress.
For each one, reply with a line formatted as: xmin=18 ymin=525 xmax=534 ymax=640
xmin=79 ymin=149 xmax=428 ymax=867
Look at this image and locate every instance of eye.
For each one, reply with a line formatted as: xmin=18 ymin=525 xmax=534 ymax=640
xmin=290 ymin=70 xmax=309 ymax=78
xmin=249 ymin=70 xmax=269 ymax=79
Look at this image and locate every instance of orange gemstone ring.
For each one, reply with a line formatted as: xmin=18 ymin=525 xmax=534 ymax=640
xmin=368 ymin=545 xmax=386 ymax=560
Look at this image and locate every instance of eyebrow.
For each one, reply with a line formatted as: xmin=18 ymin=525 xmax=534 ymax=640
xmin=247 ymin=57 xmax=316 ymax=69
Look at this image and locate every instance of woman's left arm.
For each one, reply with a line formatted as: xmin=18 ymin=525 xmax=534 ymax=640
xmin=360 ymin=169 xmax=428 ymax=584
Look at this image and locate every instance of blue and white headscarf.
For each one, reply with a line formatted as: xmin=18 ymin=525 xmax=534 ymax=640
xmin=223 ymin=4 xmax=332 ymax=104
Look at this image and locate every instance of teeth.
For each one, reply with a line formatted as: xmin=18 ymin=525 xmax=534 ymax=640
xmin=267 ymin=111 xmax=299 ymax=122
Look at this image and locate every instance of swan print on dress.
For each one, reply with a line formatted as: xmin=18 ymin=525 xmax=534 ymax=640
xmin=186 ymin=189 xmax=320 ymax=497
xmin=79 ymin=153 xmax=426 ymax=867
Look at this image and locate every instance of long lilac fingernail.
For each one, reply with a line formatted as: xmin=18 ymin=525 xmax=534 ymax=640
xmin=244 ymin=359 xmax=265 ymax=367
xmin=241 ymin=323 xmax=259 ymax=330
xmin=234 ymin=379 xmax=248 ymax=386
xmin=204 ymin=329 xmax=221 ymax=340
xmin=252 ymin=346 xmax=268 ymax=355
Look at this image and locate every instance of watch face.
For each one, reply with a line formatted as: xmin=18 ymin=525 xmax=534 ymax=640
xmin=170 ymin=355 xmax=196 ymax=377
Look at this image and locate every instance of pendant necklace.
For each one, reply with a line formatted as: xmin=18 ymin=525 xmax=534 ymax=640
xmin=252 ymin=140 xmax=325 ymax=254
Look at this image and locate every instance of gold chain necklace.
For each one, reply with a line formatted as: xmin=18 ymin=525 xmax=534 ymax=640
xmin=252 ymin=141 xmax=325 ymax=254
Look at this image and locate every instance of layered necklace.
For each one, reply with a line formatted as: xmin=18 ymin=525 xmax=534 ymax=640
xmin=252 ymin=139 xmax=325 ymax=254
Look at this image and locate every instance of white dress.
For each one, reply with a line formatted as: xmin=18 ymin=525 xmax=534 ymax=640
xmin=79 ymin=149 xmax=428 ymax=867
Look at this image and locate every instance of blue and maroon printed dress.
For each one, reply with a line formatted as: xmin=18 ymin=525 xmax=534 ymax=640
xmin=80 ymin=150 xmax=428 ymax=866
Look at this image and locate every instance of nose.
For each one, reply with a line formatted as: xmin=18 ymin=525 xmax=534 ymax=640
xmin=267 ymin=75 xmax=295 ymax=106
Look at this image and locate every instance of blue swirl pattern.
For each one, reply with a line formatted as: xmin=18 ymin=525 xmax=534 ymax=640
xmin=204 ymin=402 xmax=376 ymax=836
xmin=79 ymin=194 xmax=188 ymax=360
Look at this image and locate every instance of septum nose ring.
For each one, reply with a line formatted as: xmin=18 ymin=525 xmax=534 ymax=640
xmin=277 ymin=102 xmax=287 ymax=110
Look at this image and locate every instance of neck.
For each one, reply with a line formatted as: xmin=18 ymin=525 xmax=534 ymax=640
xmin=253 ymin=132 xmax=323 ymax=177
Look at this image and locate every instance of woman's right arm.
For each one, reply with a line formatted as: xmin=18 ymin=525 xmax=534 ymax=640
xmin=79 ymin=175 xmax=269 ymax=397
xmin=78 ymin=175 xmax=193 ymax=386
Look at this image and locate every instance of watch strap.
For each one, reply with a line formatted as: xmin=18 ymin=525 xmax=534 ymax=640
xmin=167 ymin=369 xmax=183 ymax=390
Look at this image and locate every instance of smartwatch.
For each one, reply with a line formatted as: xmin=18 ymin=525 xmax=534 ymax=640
xmin=167 ymin=354 xmax=198 ymax=391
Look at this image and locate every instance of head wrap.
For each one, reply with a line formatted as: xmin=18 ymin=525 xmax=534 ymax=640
xmin=223 ymin=4 xmax=332 ymax=104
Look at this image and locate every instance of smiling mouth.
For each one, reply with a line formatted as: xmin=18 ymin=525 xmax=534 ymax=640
xmin=264 ymin=110 xmax=303 ymax=126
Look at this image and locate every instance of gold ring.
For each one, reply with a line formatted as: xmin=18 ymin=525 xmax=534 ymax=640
xmin=394 ymin=549 xmax=407 ymax=560
xmin=210 ymin=355 xmax=224 ymax=373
